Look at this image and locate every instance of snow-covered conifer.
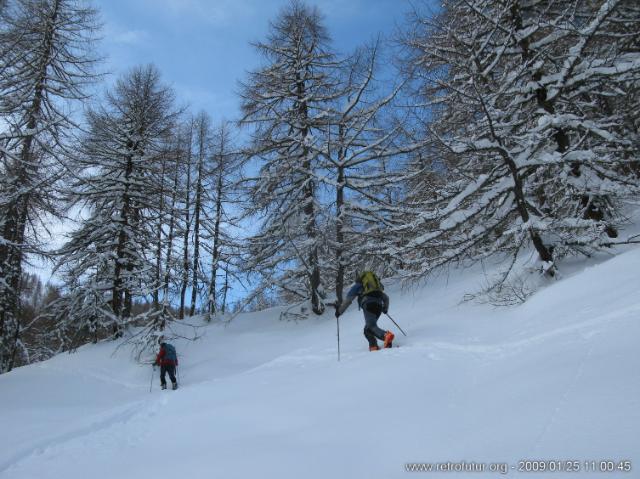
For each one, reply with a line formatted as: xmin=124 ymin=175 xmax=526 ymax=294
xmin=239 ymin=0 xmax=338 ymax=315
xmin=0 ymin=0 xmax=99 ymax=372
xmin=50 ymin=65 xmax=178 ymax=343
xmin=323 ymin=41 xmax=414 ymax=303
xmin=188 ymin=111 xmax=211 ymax=316
xmin=202 ymin=121 xmax=244 ymax=318
xmin=396 ymin=0 xmax=640 ymax=293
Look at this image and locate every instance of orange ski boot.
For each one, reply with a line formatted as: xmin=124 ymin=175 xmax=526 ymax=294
xmin=383 ymin=331 xmax=394 ymax=349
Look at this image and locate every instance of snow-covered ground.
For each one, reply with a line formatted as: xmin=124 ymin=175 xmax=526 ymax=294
xmin=1 ymin=248 xmax=639 ymax=478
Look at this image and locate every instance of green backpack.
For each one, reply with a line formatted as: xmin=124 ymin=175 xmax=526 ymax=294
xmin=359 ymin=271 xmax=383 ymax=296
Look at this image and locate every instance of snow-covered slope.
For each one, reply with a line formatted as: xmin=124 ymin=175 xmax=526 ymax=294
xmin=1 ymin=249 xmax=639 ymax=478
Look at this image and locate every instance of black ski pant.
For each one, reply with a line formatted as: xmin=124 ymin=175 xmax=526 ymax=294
xmin=160 ymin=364 xmax=177 ymax=386
xmin=362 ymin=302 xmax=386 ymax=348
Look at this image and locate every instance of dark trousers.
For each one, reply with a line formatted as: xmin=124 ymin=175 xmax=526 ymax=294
xmin=160 ymin=364 xmax=177 ymax=386
xmin=362 ymin=302 xmax=386 ymax=347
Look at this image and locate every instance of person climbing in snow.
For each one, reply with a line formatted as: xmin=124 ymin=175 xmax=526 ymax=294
xmin=335 ymin=271 xmax=393 ymax=351
xmin=155 ymin=339 xmax=179 ymax=390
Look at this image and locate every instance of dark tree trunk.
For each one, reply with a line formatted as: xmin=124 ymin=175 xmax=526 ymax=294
xmin=221 ymin=269 xmax=229 ymax=315
xmin=179 ymin=126 xmax=193 ymax=319
xmin=500 ymin=149 xmax=554 ymax=265
xmin=208 ymin=167 xmax=224 ymax=317
xmin=0 ymin=0 xmax=61 ymax=373
xmin=335 ymin=157 xmax=346 ymax=307
xmin=112 ymin=151 xmax=135 ymax=337
xmin=163 ymin=148 xmax=182 ymax=310
xmin=509 ymin=0 xmax=556 ymax=268
xmin=190 ymin=138 xmax=205 ymax=316
xmin=296 ymin=71 xmax=323 ymax=315
xmin=153 ymin=155 xmax=168 ymax=310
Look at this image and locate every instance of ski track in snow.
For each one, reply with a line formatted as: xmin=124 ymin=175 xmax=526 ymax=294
xmin=0 ymin=398 xmax=163 ymax=475
xmin=531 ymin=327 xmax=599 ymax=455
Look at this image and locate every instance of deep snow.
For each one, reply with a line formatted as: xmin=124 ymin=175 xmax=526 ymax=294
xmin=1 ymin=248 xmax=639 ymax=478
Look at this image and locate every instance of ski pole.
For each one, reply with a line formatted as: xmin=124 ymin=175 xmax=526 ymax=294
xmin=336 ymin=314 xmax=341 ymax=362
xmin=385 ymin=313 xmax=407 ymax=336
xmin=150 ymin=365 xmax=155 ymax=393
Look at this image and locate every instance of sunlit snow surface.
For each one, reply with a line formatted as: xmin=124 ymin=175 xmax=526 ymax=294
xmin=1 ymin=248 xmax=639 ymax=478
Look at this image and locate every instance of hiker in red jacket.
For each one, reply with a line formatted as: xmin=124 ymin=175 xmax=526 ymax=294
xmin=155 ymin=341 xmax=179 ymax=390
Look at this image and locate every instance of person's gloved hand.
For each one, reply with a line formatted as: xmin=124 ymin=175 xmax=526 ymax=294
xmin=334 ymin=308 xmax=340 ymax=319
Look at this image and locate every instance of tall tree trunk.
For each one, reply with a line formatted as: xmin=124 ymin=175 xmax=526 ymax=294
xmin=500 ymin=149 xmax=554 ymax=265
xmin=335 ymin=159 xmax=346 ymax=307
xmin=208 ymin=167 xmax=224 ymax=317
xmin=112 ymin=152 xmax=134 ymax=337
xmin=0 ymin=0 xmax=61 ymax=372
xmin=221 ymin=269 xmax=229 ymax=315
xmin=189 ymin=139 xmax=205 ymax=316
xmin=153 ymin=155 xmax=168 ymax=310
xmin=179 ymin=125 xmax=193 ymax=319
xmin=162 ymin=147 xmax=182 ymax=313
xmin=508 ymin=1 xmax=556 ymax=266
xmin=296 ymin=71 xmax=323 ymax=315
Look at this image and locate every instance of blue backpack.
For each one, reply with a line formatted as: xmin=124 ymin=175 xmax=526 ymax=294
xmin=163 ymin=343 xmax=177 ymax=363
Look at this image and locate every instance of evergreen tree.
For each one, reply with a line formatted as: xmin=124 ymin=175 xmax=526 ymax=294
xmin=396 ymin=0 xmax=640 ymax=296
xmin=50 ymin=65 xmax=178 ymax=343
xmin=203 ymin=121 xmax=244 ymax=318
xmin=0 ymin=0 xmax=99 ymax=373
xmin=323 ymin=41 xmax=414 ymax=304
xmin=239 ymin=0 xmax=338 ymax=315
xmin=189 ymin=111 xmax=211 ymax=316
xmin=178 ymin=118 xmax=194 ymax=319
xmin=157 ymin=128 xmax=187 ymax=316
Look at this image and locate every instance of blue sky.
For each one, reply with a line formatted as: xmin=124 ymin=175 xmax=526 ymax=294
xmin=32 ymin=0 xmax=427 ymax=299
xmin=82 ymin=0 xmax=418 ymax=307
xmin=96 ymin=0 xmax=414 ymax=121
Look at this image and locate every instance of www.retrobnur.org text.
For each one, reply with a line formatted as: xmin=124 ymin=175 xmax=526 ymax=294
xmin=404 ymin=459 xmax=632 ymax=474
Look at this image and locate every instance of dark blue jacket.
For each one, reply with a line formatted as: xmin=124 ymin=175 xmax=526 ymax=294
xmin=337 ymin=282 xmax=389 ymax=316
